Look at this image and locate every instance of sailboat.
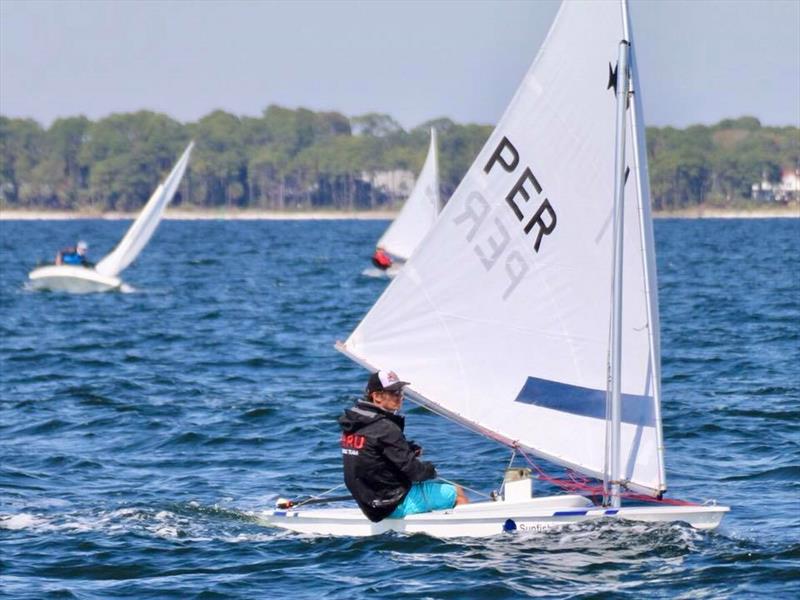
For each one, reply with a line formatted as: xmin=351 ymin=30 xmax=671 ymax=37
xmin=260 ymin=0 xmax=728 ymax=537
xmin=370 ymin=128 xmax=441 ymax=276
xmin=28 ymin=142 xmax=194 ymax=293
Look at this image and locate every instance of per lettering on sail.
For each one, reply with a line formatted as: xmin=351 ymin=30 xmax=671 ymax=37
xmin=485 ymin=136 xmax=557 ymax=252
xmin=452 ymin=135 xmax=557 ymax=300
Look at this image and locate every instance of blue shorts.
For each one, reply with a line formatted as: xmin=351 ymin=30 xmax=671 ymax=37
xmin=389 ymin=481 xmax=457 ymax=518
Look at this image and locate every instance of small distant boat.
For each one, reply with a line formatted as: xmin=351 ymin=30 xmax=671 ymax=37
xmin=261 ymin=0 xmax=729 ymax=537
xmin=28 ymin=142 xmax=194 ymax=293
xmin=371 ymin=128 xmax=441 ymax=276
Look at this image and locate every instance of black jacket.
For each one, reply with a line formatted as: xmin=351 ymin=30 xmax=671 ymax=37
xmin=339 ymin=401 xmax=436 ymax=522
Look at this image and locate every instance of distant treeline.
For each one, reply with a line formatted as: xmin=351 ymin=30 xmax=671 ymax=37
xmin=0 ymin=108 xmax=797 ymax=211
xmin=647 ymin=117 xmax=798 ymax=209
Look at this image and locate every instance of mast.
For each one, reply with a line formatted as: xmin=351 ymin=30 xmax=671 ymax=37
xmin=608 ymin=39 xmax=630 ymax=508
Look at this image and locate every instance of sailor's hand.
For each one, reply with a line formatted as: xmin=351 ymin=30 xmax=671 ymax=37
xmin=409 ymin=442 xmax=423 ymax=456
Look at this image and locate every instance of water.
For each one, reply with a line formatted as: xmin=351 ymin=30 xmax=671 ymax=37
xmin=1 ymin=218 xmax=798 ymax=598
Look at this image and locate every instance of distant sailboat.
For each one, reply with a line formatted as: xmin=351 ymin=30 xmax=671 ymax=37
xmin=28 ymin=142 xmax=194 ymax=293
xmin=370 ymin=128 xmax=441 ymax=275
xmin=261 ymin=0 xmax=728 ymax=537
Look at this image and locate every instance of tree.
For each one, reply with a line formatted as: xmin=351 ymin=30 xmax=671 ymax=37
xmin=0 ymin=117 xmax=45 ymax=206
xmin=190 ymin=110 xmax=247 ymax=207
xmin=351 ymin=113 xmax=404 ymax=137
xmin=78 ymin=111 xmax=187 ymax=210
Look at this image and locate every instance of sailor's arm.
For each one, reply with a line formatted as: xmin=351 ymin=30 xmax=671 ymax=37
xmin=382 ymin=428 xmax=436 ymax=482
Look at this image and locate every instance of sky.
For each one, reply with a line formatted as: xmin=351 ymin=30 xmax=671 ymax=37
xmin=1 ymin=0 xmax=798 ymax=130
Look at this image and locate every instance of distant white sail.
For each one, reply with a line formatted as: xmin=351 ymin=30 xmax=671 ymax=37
xmin=95 ymin=142 xmax=194 ymax=278
xmin=376 ymin=129 xmax=441 ymax=261
xmin=340 ymin=1 xmax=665 ymax=496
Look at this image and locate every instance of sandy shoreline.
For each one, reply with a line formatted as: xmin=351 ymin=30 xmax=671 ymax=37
xmin=0 ymin=209 xmax=400 ymax=221
xmin=653 ymin=206 xmax=799 ymax=219
xmin=1 ymin=206 xmax=797 ymax=221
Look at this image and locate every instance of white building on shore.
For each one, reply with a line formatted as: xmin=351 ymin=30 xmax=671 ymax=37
xmin=752 ymin=167 xmax=800 ymax=202
xmin=361 ymin=169 xmax=416 ymax=205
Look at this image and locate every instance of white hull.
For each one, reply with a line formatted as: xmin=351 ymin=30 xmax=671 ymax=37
xmin=385 ymin=262 xmax=404 ymax=279
xmin=362 ymin=262 xmax=405 ymax=280
xmin=28 ymin=265 xmax=122 ymax=294
xmin=258 ymin=495 xmax=729 ymax=538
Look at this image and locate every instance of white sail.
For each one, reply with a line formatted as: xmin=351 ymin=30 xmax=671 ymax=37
xmin=340 ymin=0 xmax=666 ymax=496
xmin=376 ymin=129 xmax=441 ymax=261
xmin=95 ymin=142 xmax=194 ymax=278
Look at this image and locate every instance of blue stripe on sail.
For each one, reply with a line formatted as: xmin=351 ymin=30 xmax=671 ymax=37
xmin=514 ymin=377 xmax=655 ymax=427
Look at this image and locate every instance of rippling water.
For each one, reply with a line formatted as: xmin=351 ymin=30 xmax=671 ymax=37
xmin=1 ymin=218 xmax=798 ymax=598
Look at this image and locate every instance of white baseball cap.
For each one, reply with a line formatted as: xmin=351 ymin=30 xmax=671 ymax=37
xmin=366 ymin=370 xmax=409 ymax=394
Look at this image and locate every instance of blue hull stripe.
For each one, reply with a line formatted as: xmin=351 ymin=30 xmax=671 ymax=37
xmin=552 ymin=509 xmax=620 ymax=517
xmin=514 ymin=377 xmax=655 ymax=427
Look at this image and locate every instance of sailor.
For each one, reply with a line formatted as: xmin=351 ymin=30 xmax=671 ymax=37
xmin=55 ymin=240 xmax=92 ymax=267
xmin=371 ymin=247 xmax=393 ymax=271
xmin=338 ymin=370 xmax=468 ymax=522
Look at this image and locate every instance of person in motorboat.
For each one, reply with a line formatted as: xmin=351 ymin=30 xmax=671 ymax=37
xmin=338 ymin=370 xmax=468 ymax=522
xmin=371 ymin=247 xmax=393 ymax=271
xmin=55 ymin=240 xmax=93 ymax=267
